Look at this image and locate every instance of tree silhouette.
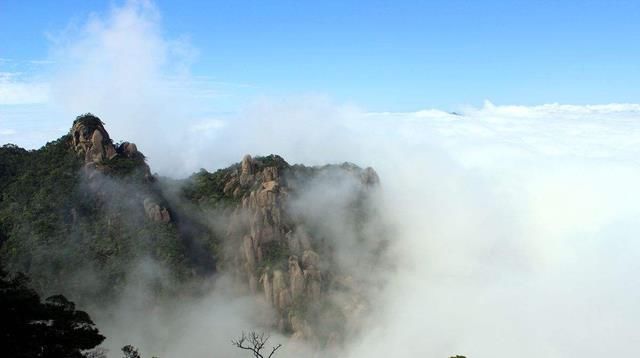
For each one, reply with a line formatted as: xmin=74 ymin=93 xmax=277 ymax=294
xmin=232 ymin=331 xmax=282 ymax=358
xmin=0 ymin=268 xmax=105 ymax=358
xmin=121 ymin=345 xmax=142 ymax=358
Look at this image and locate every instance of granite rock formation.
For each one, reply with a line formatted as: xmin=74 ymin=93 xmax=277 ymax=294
xmin=211 ymin=154 xmax=384 ymax=345
xmin=69 ymin=114 xmax=170 ymax=223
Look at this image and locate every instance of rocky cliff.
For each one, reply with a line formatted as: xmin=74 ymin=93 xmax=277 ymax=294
xmin=184 ymin=154 xmax=385 ymax=346
xmin=1 ymin=114 xmax=388 ymax=346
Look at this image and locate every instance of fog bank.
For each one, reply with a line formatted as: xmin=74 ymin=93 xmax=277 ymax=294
xmin=12 ymin=1 xmax=640 ymax=357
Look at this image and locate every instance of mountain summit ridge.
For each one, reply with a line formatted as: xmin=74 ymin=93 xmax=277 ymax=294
xmin=0 ymin=114 xmax=389 ymax=347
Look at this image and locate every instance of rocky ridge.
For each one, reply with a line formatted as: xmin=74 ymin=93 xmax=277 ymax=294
xmin=3 ymin=114 xmax=387 ymax=345
xmin=69 ymin=114 xmax=386 ymax=344
xmin=212 ymin=154 xmax=382 ymax=345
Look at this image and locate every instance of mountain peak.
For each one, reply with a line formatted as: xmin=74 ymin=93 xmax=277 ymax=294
xmin=70 ymin=114 xmax=153 ymax=180
xmin=70 ymin=113 xmax=117 ymax=165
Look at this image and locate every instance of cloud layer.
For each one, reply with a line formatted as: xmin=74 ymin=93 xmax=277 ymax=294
xmin=2 ymin=1 xmax=640 ymax=357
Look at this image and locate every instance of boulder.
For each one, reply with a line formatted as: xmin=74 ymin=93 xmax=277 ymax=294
xmin=70 ymin=116 xmax=117 ymax=165
xmin=143 ymin=198 xmax=171 ymax=223
xmin=120 ymin=142 xmax=138 ymax=157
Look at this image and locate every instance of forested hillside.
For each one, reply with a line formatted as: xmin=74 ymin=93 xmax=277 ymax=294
xmin=0 ymin=114 xmax=388 ymax=349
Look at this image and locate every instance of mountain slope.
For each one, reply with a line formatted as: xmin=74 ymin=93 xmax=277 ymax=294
xmin=0 ymin=114 xmax=389 ymax=345
xmin=0 ymin=114 xmax=214 ymax=303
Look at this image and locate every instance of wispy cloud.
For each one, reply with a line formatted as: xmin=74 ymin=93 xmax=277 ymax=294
xmin=2 ymin=1 xmax=640 ymax=356
xmin=29 ymin=59 xmax=56 ymax=65
xmin=188 ymin=118 xmax=226 ymax=132
xmin=0 ymin=72 xmax=50 ymax=105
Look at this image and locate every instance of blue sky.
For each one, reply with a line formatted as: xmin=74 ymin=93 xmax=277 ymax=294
xmin=3 ymin=4 xmax=640 ymax=357
xmin=2 ymin=0 xmax=639 ymax=111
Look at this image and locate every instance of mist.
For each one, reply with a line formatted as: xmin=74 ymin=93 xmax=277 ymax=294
xmin=8 ymin=1 xmax=640 ymax=357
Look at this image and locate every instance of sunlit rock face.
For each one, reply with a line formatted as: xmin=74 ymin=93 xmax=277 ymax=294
xmin=219 ymin=154 xmax=386 ymax=345
xmin=70 ymin=114 xmax=118 ymax=166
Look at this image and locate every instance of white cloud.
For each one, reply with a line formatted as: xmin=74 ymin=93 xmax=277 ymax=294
xmin=37 ymin=0 xmax=260 ymax=173
xmin=3 ymin=0 xmax=640 ymax=356
xmin=189 ymin=118 xmax=226 ymax=132
xmin=197 ymin=99 xmax=640 ymax=358
xmin=0 ymin=72 xmax=50 ymax=105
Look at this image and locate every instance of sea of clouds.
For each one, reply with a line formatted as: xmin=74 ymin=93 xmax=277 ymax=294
xmin=1 ymin=1 xmax=639 ymax=357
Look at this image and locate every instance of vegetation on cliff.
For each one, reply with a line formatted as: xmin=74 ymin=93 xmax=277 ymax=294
xmin=0 ymin=114 xmax=389 ymax=352
xmin=0 ymin=115 xmax=213 ymax=303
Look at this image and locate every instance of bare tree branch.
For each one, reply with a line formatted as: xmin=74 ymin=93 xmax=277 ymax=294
xmin=267 ymin=343 xmax=282 ymax=358
xmin=232 ymin=331 xmax=282 ymax=358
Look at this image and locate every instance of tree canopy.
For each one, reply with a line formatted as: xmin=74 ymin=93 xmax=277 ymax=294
xmin=0 ymin=268 xmax=105 ymax=358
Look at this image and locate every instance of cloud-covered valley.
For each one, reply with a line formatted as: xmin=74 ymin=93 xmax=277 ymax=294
xmin=1 ymin=1 xmax=640 ymax=357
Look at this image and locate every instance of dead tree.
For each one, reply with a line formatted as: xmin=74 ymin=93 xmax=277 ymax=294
xmin=232 ymin=331 xmax=282 ymax=358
